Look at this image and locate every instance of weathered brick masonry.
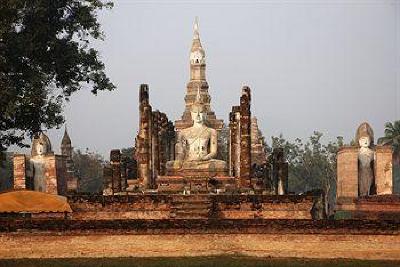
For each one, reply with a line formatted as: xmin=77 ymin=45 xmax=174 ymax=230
xmin=1 ymin=219 xmax=400 ymax=260
xmin=66 ymin=194 xmax=315 ymax=220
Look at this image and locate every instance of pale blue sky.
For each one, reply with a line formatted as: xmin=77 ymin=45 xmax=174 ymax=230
xmin=14 ymin=0 xmax=400 ymax=158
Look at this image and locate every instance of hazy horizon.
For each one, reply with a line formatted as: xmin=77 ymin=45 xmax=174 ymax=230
xmin=9 ymin=0 xmax=400 ymax=159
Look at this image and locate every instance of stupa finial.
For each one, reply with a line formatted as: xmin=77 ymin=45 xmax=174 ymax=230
xmin=193 ymin=16 xmax=200 ymax=40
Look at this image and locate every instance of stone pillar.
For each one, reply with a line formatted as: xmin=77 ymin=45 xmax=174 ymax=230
xmin=120 ymin=157 xmax=127 ymax=191
xmin=272 ymin=148 xmax=288 ymax=195
xmin=110 ymin=149 xmax=121 ymax=193
xmin=229 ymin=106 xmax=240 ymax=178
xmin=54 ymin=155 xmax=68 ymax=196
xmin=136 ymin=84 xmax=152 ymax=189
xmin=336 ymin=146 xmax=359 ymax=202
xmin=13 ymin=154 xmax=29 ymax=190
xmin=375 ymin=146 xmax=393 ymax=195
xmin=158 ymin=113 xmax=170 ymax=176
xmin=228 ymin=110 xmax=235 ymax=177
xmin=167 ymin=121 xmax=176 ymax=161
xmin=151 ymin=110 xmax=161 ymax=188
xmin=239 ymin=86 xmax=251 ymax=187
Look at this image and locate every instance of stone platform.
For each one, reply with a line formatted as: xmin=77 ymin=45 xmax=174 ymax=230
xmin=62 ymin=193 xmax=316 ymax=220
xmin=335 ymin=194 xmax=400 ymax=220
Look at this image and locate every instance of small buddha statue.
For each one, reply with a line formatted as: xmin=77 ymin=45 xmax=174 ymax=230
xmin=29 ymin=132 xmax=53 ymax=192
xmin=356 ymin=122 xmax=376 ymax=196
xmin=166 ymin=88 xmax=227 ymax=174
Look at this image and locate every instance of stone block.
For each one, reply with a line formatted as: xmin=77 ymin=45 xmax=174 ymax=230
xmin=157 ymin=176 xmax=186 ymax=193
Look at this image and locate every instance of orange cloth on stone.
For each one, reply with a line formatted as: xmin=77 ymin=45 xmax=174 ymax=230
xmin=0 ymin=190 xmax=72 ymax=213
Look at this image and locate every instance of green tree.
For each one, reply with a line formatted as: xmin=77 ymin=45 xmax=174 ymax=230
xmin=378 ymin=120 xmax=400 ymax=165
xmin=0 ymin=0 xmax=115 ymax=156
xmin=73 ymin=148 xmax=104 ymax=193
xmin=378 ymin=120 xmax=400 ymax=193
xmin=269 ymin=132 xmax=343 ymax=216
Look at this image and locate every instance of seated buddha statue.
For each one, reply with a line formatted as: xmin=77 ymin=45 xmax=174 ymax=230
xmin=166 ymin=89 xmax=227 ymax=175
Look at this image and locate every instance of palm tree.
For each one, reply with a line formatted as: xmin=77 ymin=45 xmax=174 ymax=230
xmin=378 ymin=120 xmax=400 ymax=165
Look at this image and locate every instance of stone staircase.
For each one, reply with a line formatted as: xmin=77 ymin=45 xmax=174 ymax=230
xmin=170 ymin=194 xmax=213 ymax=219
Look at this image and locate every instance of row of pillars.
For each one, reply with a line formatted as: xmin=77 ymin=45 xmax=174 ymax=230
xmin=229 ymin=86 xmax=252 ymax=187
xmin=135 ymin=84 xmax=175 ymax=189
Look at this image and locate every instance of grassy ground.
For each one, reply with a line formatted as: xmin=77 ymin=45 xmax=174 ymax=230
xmin=0 ymin=256 xmax=399 ymax=267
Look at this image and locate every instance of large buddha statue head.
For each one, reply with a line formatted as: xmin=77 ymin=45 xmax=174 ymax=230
xmin=191 ymin=86 xmax=207 ymax=125
xmin=355 ymin=122 xmax=374 ymax=149
xmin=31 ymin=132 xmax=53 ymax=157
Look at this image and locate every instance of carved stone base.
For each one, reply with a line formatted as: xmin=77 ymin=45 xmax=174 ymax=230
xmin=166 ymin=167 xmax=228 ymax=178
xmin=157 ymin=176 xmax=237 ymax=193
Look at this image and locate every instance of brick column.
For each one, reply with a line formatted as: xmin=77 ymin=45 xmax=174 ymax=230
xmin=375 ymin=146 xmax=393 ymax=195
xmin=136 ymin=84 xmax=152 ymax=189
xmin=158 ymin=112 xmax=170 ymax=176
xmin=239 ymin=86 xmax=251 ymax=187
xmin=13 ymin=154 xmax=28 ymax=190
xmin=55 ymin=155 xmax=68 ymax=196
xmin=151 ymin=110 xmax=160 ymax=188
xmin=229 ymin=106 xmax=240 ymax=178
xmin=120 ymin=157 xmax=127 ymax=191
xmin=336 ymin=146 xmax=359 ymax=203
xmin=167 ymin=121 xmax=176 ymax=161
xmin=110 ymin=149 xmax=121 ymax=193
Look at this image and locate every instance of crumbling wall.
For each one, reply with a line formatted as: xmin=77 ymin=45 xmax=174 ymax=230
xmin=250 ymin=117 xmax=267 ymax=166
xmin=134 ymin=84 xmax=174 ymax=190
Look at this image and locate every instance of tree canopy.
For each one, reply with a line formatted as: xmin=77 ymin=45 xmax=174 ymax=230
xmin=0 ymin=0 xmax=115 ymax=155
xmin=378 ymin=120 xmax=400 ymax=165
xmin=73 ymin=148 xmax=104 ymax=193
xmin=268 ymin=132 xmax=344 ymax=215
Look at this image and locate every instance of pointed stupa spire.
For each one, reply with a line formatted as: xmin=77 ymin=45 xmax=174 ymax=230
xmin=61 ymin=124 xmax=71 ymax=146
xmin=191 ymin=17 xmax=204 ymax=53
xmin=175 ymin=16 xmax=223 ymax=130
xmin=193 ymin=16 xmax=200 ymax=40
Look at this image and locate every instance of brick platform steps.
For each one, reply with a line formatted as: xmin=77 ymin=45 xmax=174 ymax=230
xmin=170 ymin=194 xmax=212 ymax=219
